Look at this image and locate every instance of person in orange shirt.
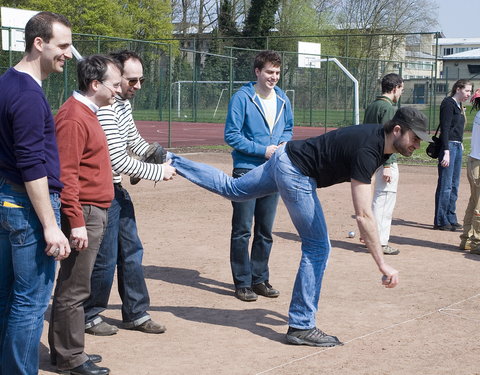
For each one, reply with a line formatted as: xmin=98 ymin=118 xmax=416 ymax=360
xmin=48 ymin=55 xmax=122 ymax=375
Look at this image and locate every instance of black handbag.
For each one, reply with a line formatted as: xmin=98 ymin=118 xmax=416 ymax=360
xmin=426 ymin=124 xmax=441 ymax=159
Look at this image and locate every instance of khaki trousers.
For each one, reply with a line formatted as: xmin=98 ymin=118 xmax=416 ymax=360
xmin=461 ymin=156 xmax=480 ymax=246
xmin=48 ymin=205 xmax=107 ymax=370
xmin=372 ymin=163 xmax=399 ymax=246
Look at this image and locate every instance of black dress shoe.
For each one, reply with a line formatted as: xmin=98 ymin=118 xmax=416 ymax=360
xmin=58 ymin=360 xmax=110 ymax=375
xmin=51 ymin=354 xmax=102 ymax=366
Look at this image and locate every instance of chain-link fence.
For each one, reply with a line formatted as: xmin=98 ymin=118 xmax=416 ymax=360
xmin=4 ymin=29 xmax=477 ymax=144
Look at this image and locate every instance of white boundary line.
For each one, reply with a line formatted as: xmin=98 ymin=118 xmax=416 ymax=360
xmin=255 ymin=293 xmax=480 ymax=375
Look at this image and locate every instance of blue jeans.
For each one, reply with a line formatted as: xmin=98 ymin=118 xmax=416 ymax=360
xmin=169 ymin=146 xmax=331 ymax=329
xmin=0 ymin=177 xmax=59 ymax=375
xmin=435 ymin=142 xmax=463 ymax=226
xmin=230 ymin=168 xmax=279 ymax=289
xmin=84 ymin=184 xmax=150 ymax=325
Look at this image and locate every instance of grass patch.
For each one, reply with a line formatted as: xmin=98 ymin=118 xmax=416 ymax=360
xmin=398 ymin=133 xmax=471 ymax=166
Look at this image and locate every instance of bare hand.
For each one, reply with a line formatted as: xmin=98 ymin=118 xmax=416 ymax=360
xmin=265 ymin=145 xmax=278 ymax=159
xmin=441 ymin=150 xmax=450 ymax=168
xmin=162 ymin=159 xmax=177 ymax=180
xmin=70 ymin=226 xmax=88 ymax=250
xmin=44 ymin=225 xmax=71 ymax=261
xmin=379 ymin=264 xmax=399 ymax=288
xmin=382 ymin=167 xmax=392 ymax=183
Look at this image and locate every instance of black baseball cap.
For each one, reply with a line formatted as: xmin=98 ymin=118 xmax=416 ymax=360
xmin=391 ymin=107 xmax=431 ymax=142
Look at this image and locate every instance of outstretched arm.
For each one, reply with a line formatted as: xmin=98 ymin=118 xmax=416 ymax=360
xmin=350 ymin=179 xmax=399 ymax=288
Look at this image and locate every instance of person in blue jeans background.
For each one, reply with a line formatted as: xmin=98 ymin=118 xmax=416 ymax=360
xmin=224 ymin=50 xmax=293 ymax=302
xmin=167 ymin=107 xmax=430 ymax=347
xmin=434 ymin=79 xmax=472 ymax=231
xmin=0 ymin=12 xmax=72 ymax=374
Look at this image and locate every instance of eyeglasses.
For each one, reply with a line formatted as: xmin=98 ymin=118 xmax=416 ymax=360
xmin=100 ymin=81 xmax=121 ymax=91
xmin=123 ymin=77 xmax=145 ymax=87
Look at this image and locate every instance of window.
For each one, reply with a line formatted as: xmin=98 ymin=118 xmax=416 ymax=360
xmin=436 ymin=83 xmax=448 ymax=93
xmin=468 ymin=64 xmax=480 ymax=74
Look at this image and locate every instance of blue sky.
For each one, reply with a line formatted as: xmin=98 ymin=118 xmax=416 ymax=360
xmin=436 ymin=0 xmax=480 ymax=38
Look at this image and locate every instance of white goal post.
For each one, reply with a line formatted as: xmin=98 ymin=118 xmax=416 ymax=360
xmin=309 ymin=58 xmax=360 ymax=125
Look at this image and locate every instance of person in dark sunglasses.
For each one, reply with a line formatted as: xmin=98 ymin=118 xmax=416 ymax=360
xmin=83 ymin=50 xmax=175 ymax=337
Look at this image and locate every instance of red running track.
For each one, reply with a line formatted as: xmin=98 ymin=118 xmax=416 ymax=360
xmin=136 ymin=121 xmax=334 ymax=147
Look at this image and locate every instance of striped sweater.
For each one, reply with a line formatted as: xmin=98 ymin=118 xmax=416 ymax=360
xmin=97 ymin=97 xmax=164 ymax=184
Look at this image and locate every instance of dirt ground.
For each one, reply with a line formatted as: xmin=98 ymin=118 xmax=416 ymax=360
xmin=38 ymin=152 xmax=480 ymax=375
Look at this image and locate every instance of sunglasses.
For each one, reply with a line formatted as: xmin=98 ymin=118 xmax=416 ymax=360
xmin=123 ymin=77 xmax=145 ymax=87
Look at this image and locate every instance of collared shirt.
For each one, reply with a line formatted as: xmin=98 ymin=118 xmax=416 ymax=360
xmin=73 ymin=90 xmax=99 ymax=113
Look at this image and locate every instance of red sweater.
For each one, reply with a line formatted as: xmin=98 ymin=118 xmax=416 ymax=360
xmin=55 ymin=96 xmax=114 ymax=228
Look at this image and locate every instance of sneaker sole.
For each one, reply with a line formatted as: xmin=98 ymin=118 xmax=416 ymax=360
xmin=234 ymin=295 xmax=258 ymax=302
xmin=286 ymin=335 xmax=343 ymax=347
xmin=85 ymin=329 xmax=118 ymax=336
xmin=383 ymin=251 xmax=400 ymax=255
xmin=253 ymin=291 xmax=280 ymax=298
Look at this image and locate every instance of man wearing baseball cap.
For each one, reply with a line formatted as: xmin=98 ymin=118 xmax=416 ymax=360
xmin=165 ymin=106 xmax=430 ymax=347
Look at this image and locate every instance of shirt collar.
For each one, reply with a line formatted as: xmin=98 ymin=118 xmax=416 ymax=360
xmin=73 ymin=90 xmax=99 ymax=113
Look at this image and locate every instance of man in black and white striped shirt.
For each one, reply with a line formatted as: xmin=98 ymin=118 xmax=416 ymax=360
xmin=83 ymin=50 xmax=176 ymax=336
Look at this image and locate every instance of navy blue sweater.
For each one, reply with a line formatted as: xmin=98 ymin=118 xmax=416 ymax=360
xmin=0 ymin=68 xmax=62 ymax=193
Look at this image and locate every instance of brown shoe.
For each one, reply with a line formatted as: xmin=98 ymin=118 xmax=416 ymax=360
xmin=85 ymin=321 xmax=118 ymax=336
xmin=126 ymin=319 xmax=166 ymax=334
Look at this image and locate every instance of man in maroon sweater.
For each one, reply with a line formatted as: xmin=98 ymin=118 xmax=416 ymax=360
xmin=48 ymin=55 xmax=122 ymax=375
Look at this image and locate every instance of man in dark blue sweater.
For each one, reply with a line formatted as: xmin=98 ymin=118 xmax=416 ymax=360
xmin=0 ymin=11 xmax=72 ymax=375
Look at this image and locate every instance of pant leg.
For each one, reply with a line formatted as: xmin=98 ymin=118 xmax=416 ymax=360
xmin=229 ymin=167 xmax=280 ymax=289
xmin=116 ymin=186 xmax=150 ymax=324
xmin=447 ymin=143 xmax=463 ymax=225
xmin=250 ymin=192 xmax=279 ymax=285
xmin=84 ymin=188 xmax=121 ymax=325
xmin=168 ymin=151 xmax=279 ymax=201
xmin=49 ymin=206 xmax=107 ymax=370
xmin=230 ymin=192 xmax=256 ymax=289
xmin=372 ymin=163 xmax=399 ymax=246
xmin=271 ymin=150 xmax=330 ymax=329
xmin=0 ymin=180 xmax=58 ymax=375
xmin=435 ymin=147 xmax=456 ymax=227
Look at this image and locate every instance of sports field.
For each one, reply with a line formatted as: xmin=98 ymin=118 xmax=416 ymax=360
xmin=38 ymin=152 xmax=480 ymax=375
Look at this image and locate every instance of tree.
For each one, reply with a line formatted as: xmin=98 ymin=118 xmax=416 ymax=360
xmin=120 ymin=0 xmax=174 ymax=41
xmin=242 ymin=0 xmax=280 ymax=48
xmin=21 ymin=0 xmax=126 ymax=37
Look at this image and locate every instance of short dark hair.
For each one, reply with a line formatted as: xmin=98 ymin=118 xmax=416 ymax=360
xmin=449 ymin=79 xmax=472 ymax=97
xmin=253 ymin=50 xmax=282 ymax=72
xmin=77 ymin=54 xmax=122 ymax=92
xmin=109 ymin=50 xmax=143 ymax=69
xmin=381 ymin=73 xmax=403 ymax=94
xmin=25 ymin=11 xmax=71 ymax=53
xmin=384 ymin=118 xmax=410 ymax=136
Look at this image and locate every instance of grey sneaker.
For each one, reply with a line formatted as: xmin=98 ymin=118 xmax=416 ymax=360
xmin=234 ymin=287 xmax=258 ymax=302
xmin=126 ymin=319 xmax=166 ymax=334
xmin=85 ymin=321 xmax=118 ymax=336
xmin=286 ymin=327 xmax=343 ymax=347
xmin=382 ymin=244 xmax=399 ymax=255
